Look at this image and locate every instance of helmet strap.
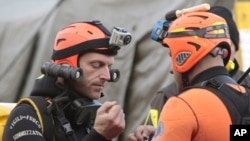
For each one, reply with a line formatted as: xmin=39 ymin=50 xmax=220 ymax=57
xmin=182 ymin=72 xmax=190 ymax=87
xmin=166 ymin=24 xmax=229 ymax=39
xmin=86 ymin=20 xmax=111 ymax=37
xmin=52 ymin=38 xmax=110 ymax=60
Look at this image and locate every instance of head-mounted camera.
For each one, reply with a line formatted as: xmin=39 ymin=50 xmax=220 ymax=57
xmin=151 ymin=20 xmax=172 ymax=42
xmin=109 ymin=27 xmax=132 ymax=47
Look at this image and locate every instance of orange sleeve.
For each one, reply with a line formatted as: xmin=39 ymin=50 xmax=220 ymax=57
xmin=152 ymin=88 xmax=231 ymax=141
xmin=152 ymin=96 xmax=198 ymax=141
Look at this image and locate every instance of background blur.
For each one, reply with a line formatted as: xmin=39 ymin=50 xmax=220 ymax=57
xmin=0 ymin=0 xmax=249 ymax=141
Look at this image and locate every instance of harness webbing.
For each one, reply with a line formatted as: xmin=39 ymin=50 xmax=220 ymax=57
xmin=184 ymin=75 xmax=250 ymax=125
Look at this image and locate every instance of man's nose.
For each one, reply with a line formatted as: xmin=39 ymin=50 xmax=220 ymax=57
xmin=100 ymin=67 xmax=111 ymax=81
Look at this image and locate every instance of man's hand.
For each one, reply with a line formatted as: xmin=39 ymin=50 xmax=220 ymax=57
xmin=127 ymin=125 xmax=155 ymax=141
xmin=94 ymin=101 xmax=125 ymax=140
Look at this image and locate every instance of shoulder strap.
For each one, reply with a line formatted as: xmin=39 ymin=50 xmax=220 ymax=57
xmin=48 ymin=95 xmax=77 ymax=141
xmin=186 ymin=76 xmax=250 ymax=125
xmin=202 ymin=86 xmax=242 ymax=124
xmin=17 ymin=96 xmax=54 ymax=140
xmin=239 ymin=87 xmax=250 ymax=124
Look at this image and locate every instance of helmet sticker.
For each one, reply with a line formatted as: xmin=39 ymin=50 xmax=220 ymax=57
xmin=153 ymin=121 xmax=164 ymax=139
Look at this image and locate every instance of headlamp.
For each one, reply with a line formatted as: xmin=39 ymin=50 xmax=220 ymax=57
xmin=151 ymin=20 xmax=171 ymax=42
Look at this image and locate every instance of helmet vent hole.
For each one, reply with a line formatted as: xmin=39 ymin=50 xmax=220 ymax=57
xmin=176 ymin=52 xmax=191 ymax=65
xmin=56 ymin=39 xmax=66 ymax=46
xmin=186 ymin=27 xmax=200 ymax=30
xmin=87 ymin=30 xmax=93 ymax=35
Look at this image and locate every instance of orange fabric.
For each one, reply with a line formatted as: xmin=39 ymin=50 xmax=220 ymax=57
xmin=152 ymin=88 xmax=231 ymax=141
xmin=226 ymin=83 xmax=246 ymax=93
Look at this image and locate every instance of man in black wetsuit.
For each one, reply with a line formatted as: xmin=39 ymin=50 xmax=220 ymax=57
xmin=3 ymin=21 xmax=130 ymax=141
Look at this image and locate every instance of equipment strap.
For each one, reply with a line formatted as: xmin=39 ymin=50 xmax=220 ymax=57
xmin=49 ymin=95 xmax=77 ymax=141
xmin=52 ymin=38 xmax=110 ymax=60
xmin=185 ymin=75 xmax=250 ymax=125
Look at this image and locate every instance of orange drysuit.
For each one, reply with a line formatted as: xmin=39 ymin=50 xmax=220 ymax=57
xmin=152 ymin=88 xmax=232 ymax=141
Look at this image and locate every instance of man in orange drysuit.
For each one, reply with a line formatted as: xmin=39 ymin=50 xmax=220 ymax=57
xmin=127 ymin=11 xmax=249 ymax=141
xmin=144 ymin=5 xmax=250 ymax=128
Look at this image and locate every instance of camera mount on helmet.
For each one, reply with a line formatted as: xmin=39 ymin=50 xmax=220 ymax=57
xmin=152 ymin=3 xmax=211 ymax=43
xmin=109 ymin=27 xmax=132 ymax=47
xmin=151 ymin=20 xmax=172 ymax=42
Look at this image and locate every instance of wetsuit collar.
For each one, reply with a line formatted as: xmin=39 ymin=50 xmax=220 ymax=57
xmin=30 ymin=75 xmax=64 ymax=98
xmin=190 ymin=66 xmax=230 ymax=85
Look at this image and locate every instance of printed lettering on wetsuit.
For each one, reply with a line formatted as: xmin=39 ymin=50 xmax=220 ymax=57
xmin=9 ymin=115 xmax=41 ymax=129
xmin=13 ymin=130 xmax=43 ymax=140
xmin=152 ymin=121 xmax=164 ymax=140
xmin=9 ymin=114 xmax=43 ymax=140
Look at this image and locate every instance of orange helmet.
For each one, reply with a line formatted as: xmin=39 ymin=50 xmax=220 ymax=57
xmin=52 ymin=21 xmax=118 ymax=67
xmin=162 ymin=12 xmax=231 ymax=73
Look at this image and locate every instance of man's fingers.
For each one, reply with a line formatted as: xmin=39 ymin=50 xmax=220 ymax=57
xmin=98 ymin=101 xmax=117 ymax=114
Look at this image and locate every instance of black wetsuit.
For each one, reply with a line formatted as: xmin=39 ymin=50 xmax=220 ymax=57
xmin=3 ymin=75 xmax=108 ymax=141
